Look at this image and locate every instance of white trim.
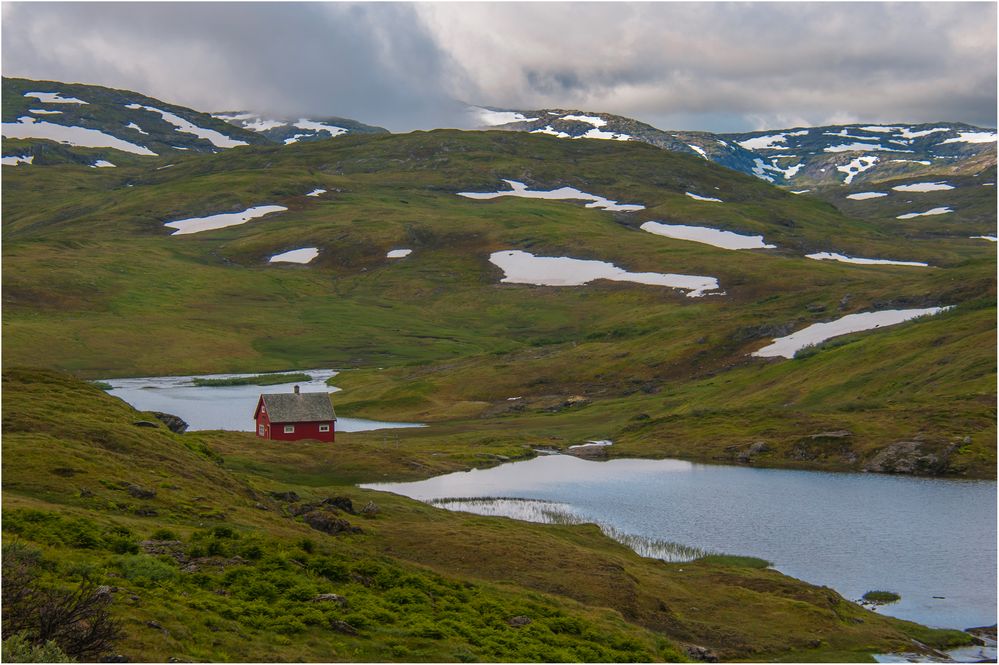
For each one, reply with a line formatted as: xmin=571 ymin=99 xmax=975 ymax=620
xmin=283 ymin=424 xmax=295 ymax=434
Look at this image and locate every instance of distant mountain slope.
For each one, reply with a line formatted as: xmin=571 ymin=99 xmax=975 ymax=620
xmin=471 ymin=105 xmax=996 ymax=188
xmin=1 ymin=77 xmax=386 ymax=165
xmin=1 ymin=77 xmax=269 ymax=162
xmin=470 ymin=105 xmax=766 ymax=177
xmin=721 ymin=123 xmax=997 ymax=187
xmin=213 ymin=112 xmax=388 ymax=144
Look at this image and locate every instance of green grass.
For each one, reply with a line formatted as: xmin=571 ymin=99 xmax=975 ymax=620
xmin=191 ymin=372 xmax=312 ymax=387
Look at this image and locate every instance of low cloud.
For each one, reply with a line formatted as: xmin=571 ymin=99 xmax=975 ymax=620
xmin=3 ymin=2 xmax=995 ymax=133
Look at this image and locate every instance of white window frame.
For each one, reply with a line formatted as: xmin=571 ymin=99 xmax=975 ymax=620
xmin=258 ymin=424 xmax=265 ymax=436
xmin=283 ymin=425 xmax=295 ymax=434
xmin=319 ymin=424 xmax=330 ymax=432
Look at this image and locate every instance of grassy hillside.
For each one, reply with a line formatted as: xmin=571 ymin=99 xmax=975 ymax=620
xmin=1 ymin=369 xmax=974 ymax=662
xmin=4 ymin=128 xmax=993 ymax=476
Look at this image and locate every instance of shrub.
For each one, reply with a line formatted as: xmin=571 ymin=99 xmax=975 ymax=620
xmin=150 ymin=528 xmax=178 ymax=540
xmin=2 ymin=544 xmax=121 ymax=660
xmin=118 ymin=554 xmax=178 ymax=584
xmin=2 ymin=633 xmax=73 ymax=663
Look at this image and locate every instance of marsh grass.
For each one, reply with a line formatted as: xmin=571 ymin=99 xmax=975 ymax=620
xmin=863 ymin=590 xmax=901 ymax=605
xmin=429 ymin=497 xmax=718 ymax=562
xmin=191 ymin=372 xmax=312 ymax=387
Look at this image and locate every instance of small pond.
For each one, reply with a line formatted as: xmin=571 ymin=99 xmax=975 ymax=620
xmin=103 ymin=369 xmax=424 ymax=433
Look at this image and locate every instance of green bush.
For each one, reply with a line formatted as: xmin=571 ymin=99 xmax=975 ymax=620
xmin=2 ymin=633 xmax=73 ymax=663
xmin=118 ymin=554 xmax=178 ymax=584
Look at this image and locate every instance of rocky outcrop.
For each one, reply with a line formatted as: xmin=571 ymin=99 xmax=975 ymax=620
xmin=302 ymin=509 xmax=362 ymax=536
xmin=863 ymin=440 xmax=956 ymax=475
xmin=151 ymin=412 xmax=188 ymax=434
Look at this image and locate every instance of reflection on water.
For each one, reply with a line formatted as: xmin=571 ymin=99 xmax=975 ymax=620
xmin=103 ymin=369 xmax=425 ymax=433
xmin=363 ymin=454 xmax=997 ymax=631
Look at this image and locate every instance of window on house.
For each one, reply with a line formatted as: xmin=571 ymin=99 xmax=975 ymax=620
xmin=319 ymin=424 xmax=330 ymax=432
xmin=284 ymin=425 xmax=295 ymax=434
xmin=258 ymin=425 xmax=265 ymax=436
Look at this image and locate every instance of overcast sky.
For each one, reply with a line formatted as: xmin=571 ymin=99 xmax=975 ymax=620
xmin=2 ymin=2 xmax=996 ymax=133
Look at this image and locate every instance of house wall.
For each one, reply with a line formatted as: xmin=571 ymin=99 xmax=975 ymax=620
xmin=267 ymin=420 xmax=336 ymax=442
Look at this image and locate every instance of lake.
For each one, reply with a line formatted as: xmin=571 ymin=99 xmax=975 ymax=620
xmin=103 ymin=369 xmax=424 ymax=433
xmin=363 ymin=454 xmax=996 ymax=631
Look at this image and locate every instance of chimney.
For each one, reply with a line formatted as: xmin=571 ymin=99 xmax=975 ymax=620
xmin=294 ymin=385 xmax=300 ymax=394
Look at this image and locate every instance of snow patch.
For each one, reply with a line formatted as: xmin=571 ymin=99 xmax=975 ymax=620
xmin=269 ymin=247 xmax=319 ymax=264
xmin=685 ymin=192 xmax=722 ymax=203
xmin=891 ymin=182 xmax=953 ymax=193
xmin=1 ymin=117 xmax=157 ymax=156
xmin=579 ymin=128 xmax=631 ymax=141
xmin=458 ymin=179 xmax=644 ymax=212
xmin=640 ymin=222 xmax=775 ymax=250
xmin=753 ymin=308 xmax=948 ymax=358
xmin=90 ymin=160 xmax=116 ymax=168
xmin=896 ymin=207 xmax=953 ymax=220
xmin=29 ymin=109 xmax=62 ymax=115
xmin=306 ymin=188 xmax=326 ymax=197
xmin=899 ymin=127 xmax=948 ymax=139
xmin=386 ymin=249 xmax=413 ymax=258
xmin=857 ymin=126 xmax=899 ymax=133
xmin=889 ymin=159 xmax=930 ymax=165
xmin=244 ymin=118 xmax=287 ymax=132
xmin=125 ymin=104 xmax=248 ymax=148
xmin=938 ymin=131 xmax=997 ymax=145
xmin=568 ymin=440 xmax=613 ymax=449
xmin=531 ymin=126 xmax=571 ymax=138
xmin=24 ymin=91 xmax=87 ymax=104
xmin=489 ymin=250 xmax=720 ymax=297
xmin=971 ymin=235 xmax=997 ymax=242
xmin=824 ymin=143 xmax=911 ymax=153
xmin=846 ymin=192 xmax=888 ymax=200
xmin=165 ymin=205 xmax=287 ymax=235
xmin=836 ymin=155 xmax=878 ymax=184
xmin=292 ymin=119 xmax=347 ymax=137
xmin=738 ymin=134 xmax=791 ymax=150
xmin=283 ymin=134 xmax=309 ymax=144
xmin=1 ymin=155 xmax=33 ymax=166
xmin=789 ymin=189 xmax=811 ymax=194
xmin=805 ymin=252 xmax=928 ymax=267
xmin=474 ymin=108 xmax=539 ymax=126
xmin=562 ymin=114 xmax=606 ymax=127
xmin=687 ymin=144 xmax=708 ymax=159
xmin=126 ymin=122 xmax=148 ymax=135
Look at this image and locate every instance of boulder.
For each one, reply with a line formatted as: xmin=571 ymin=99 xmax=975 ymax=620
xmin=507 ymin=615 xmax=532 ymax=627
xmin=127 ymin=484 xmax=156 ymax=499
xmin=133 ymin=420 xmax=159 ymax=428
xmin=330 ymin=620 xmax=358 ymax=635
xmin=360 ymin=501 xmax=380 ymax=517
xmin=152 ymin=412 xmax=189 ymax=434
xmin=269 ymin=490 xmax=300 ymax=502
xmin=864 ymin=440 xmax=955 ymax=475
xmin=303 ymin=510 xmax=362 ymax=535
xmin=314 ymin=593 xmax=348 ymax=607
xmin=684 ymin=645 xmax=719 ymax=662
xmin=322 ymin=496 xmax=355 ymax=514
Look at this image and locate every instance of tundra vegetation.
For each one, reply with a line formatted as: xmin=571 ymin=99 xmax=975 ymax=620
xmin=2 ymin=78 xmax=995 ymax=661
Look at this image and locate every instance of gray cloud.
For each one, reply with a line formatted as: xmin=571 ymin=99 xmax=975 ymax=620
xmin=2 ymin=2 xmax=995 ymax=133
xmin=2 ymin=2 xmax=471 ymax=131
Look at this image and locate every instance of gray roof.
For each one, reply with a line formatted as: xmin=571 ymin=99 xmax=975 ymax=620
xmin=258 ymin=392 xmax=336 ymax=423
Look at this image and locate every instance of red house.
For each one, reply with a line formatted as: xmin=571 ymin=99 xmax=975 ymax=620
xmin=254 ymin=385 xmax=337 ymax=442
